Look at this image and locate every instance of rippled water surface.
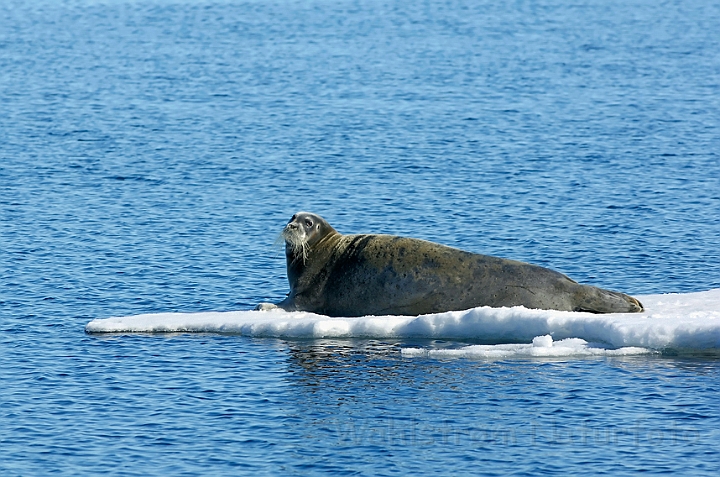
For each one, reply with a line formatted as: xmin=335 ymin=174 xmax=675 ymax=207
xmin=2 ymin=0 xmax=720 ymax=475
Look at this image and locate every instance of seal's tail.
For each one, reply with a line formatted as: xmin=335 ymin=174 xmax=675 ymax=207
xmin=574 ymin=286 xmax=644 ymax=314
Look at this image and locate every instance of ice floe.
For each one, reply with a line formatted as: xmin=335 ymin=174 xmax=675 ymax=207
xmin=86 ymin=289 xmax=720 ymax=353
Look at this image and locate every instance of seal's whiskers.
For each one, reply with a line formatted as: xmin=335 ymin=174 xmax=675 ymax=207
xmin=282 ymin=227 xmax=309 ymax=264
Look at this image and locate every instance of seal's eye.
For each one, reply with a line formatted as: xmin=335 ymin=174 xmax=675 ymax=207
xmin=305 ymin=219 xmax=313 ymax=228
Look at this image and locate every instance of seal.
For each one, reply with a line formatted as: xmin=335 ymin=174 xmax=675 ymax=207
xmin=256 ymin=212 xmax=644 ymax=316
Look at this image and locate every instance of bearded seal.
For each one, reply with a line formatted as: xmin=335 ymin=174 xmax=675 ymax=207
xmin=255 ymin=212 xmax=644 ymax=317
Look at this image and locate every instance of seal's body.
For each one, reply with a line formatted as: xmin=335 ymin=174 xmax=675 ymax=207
xmin=256 ymin=212 xmax=644 ymax=316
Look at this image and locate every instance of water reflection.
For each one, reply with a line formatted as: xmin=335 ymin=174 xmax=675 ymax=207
xmin=278 ymin=338 xmax=718 ymax=469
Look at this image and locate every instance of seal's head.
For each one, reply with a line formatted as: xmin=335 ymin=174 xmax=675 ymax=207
xmin=282 ymin=212 xmax=335 ymax=263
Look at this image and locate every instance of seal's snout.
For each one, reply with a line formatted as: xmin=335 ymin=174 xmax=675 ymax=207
xmin=628 ymin=296 xmax=644 ymax=313
xmin=282 ymin=220 xmax=310 ymax=264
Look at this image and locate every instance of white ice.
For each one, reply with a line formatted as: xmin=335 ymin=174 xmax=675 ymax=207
xmin=86 ymin=289 xmax=720 ymax=356
xmin=401 ymin=335 xmax=655 ymax=359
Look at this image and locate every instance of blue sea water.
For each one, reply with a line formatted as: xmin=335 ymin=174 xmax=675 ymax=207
xmin=1 ymin=0 xmax=720 ymax=475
